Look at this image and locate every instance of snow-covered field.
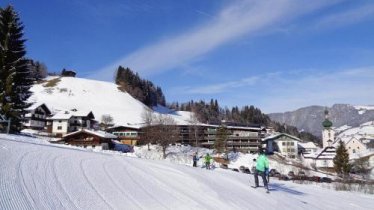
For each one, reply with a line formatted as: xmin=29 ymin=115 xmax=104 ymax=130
xmin=1 ymin=135 xmax=373 ymax=210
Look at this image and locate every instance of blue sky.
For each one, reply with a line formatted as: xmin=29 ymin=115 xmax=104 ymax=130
xmin=2 ymin=0 xmax=374 ymax=113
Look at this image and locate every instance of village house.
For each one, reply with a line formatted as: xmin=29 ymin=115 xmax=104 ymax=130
xmin=298 ymin=142 xmax=318 ymax=155
xmin=61 ymin=129 xmax=117 ymax=149
xmin=337 ymin=136 xmax=367 ymax=157
xmin=23 ymin=103 xmax=52 ymax=130
xmin=106 ymin=125 xmax=140 ymax=146
xmin=333 ymin=121 xmax=374 ymax=158
xmin=262 ymin=133 xmax=301 ymax=159
xmin=49 ymin=109 xmax=95 ymax=137
xmin=303 ymin=146 xmax=336 ymax=168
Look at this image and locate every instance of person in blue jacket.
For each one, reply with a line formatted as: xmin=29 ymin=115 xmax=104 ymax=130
xmin=192 ymin=152 xmax=199 ymax=167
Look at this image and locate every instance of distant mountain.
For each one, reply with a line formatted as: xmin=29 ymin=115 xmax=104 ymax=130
xmin=29 ymin=77 xmax=193 ymax=127
xmin=268 ymin=104 xmax=374 ymax=137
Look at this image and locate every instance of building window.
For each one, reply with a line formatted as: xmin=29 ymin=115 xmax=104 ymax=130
xmin=282 ymin=142 xmax=286 ymax=146
xmin=57 ymin=126 xmax=62 ymax=130
xmin=353 ymin=149 xmax=356 ymax=153
xmin=59 ymin=120 xmax=62 ymax=123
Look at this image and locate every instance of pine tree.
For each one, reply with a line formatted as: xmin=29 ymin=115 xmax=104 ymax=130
xmin=333 ymin=141 xmax=350 ymax=177
xmin=214 ymin=125 xmax=227 ymax=153
xmin=0 ymin=5 xmax=33 ymax=132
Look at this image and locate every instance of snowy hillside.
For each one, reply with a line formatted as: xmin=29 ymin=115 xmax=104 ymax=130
xmin=28 ymin=77 xmax=193 ymax=127
xmin=354 ymin=105 xmax=374 ymax=115
xmin=1 ymin=135 xmax=374 ymax=210
xmin=336 ymin=121 xmax=374 ymax=140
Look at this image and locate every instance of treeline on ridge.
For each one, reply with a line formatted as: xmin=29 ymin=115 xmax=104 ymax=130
xmin=115 ymin=66 xmax=166 ymax=107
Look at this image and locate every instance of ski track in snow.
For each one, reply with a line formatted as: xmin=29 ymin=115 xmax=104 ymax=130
xmin=1 ymin=138 xmax=374 ymax=210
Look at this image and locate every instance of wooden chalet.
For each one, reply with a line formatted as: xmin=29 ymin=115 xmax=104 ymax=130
xmin=61 ymin=129 xmax=117 ymax=148
xmin=263 ymin=133 xmax=301 ymax=159
xmin=106 ymin=125 xmax=140 ymax=146
xmin=23 ymin=103 xmax=52 ymax=130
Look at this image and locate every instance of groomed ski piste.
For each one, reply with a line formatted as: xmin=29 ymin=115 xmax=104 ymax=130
xmin=1 ymin=134 xmax=373 ymax=210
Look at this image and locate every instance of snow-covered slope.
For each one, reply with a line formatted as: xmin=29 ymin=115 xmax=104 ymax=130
xmin=29 ymin=77 xmax=193 ymax=127
xmin=1 ymin=135 xmax=374 ymax=210
xmin=336 ymin=121 xmax=374 ymax=141
xmin=354 ymin=105 xmax=374 ymax=115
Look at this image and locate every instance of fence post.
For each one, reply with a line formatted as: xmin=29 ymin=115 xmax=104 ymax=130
xmin=7 ymin=118 xmax=11 ymax=134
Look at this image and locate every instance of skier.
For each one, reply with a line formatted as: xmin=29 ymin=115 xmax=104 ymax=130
xmin=253 ymin=149 xmax=269 ymax=191
xmin=204 ymin=153 xmax=212 ymax=170
xmin=192 ymin=152 xmax=199 ymax=167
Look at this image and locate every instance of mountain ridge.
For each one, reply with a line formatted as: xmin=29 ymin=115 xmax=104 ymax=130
xmin=268 ymin=104 xmax=374 ymax=137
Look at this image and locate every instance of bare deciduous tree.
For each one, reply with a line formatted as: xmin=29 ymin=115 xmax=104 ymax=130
xmin=189 ymin=112 xmax=201 ymax=148
xmin=101 ymin=114 xmax=114 ymax=130
xmin=140 ymin=108 xmax=155 ymax=150
xmin=153 ymin=115 xmax=179 ymax=159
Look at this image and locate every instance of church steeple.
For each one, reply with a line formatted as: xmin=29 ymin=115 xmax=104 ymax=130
xmin=322 ymin=108 xmax=335 ymax=148
xmin=322 ymin=109 xmax=333 ymax=128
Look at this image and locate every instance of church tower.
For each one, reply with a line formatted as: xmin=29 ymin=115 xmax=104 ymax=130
xmin=322 ymin=109 xmax=335 ymax=148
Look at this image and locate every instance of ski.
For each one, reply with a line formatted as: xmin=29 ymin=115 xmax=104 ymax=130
xmin=251 ymin=185 xmax=270 ymax=193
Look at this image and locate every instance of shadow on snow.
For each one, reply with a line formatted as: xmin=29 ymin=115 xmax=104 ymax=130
xmin=269 ymin=183 xmax=305 ymax=195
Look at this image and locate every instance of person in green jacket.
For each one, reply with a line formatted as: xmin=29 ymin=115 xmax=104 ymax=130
xmin=254 ymin=149 xmax=269 ymax=189
xmin=204 ymin=153 xmax=212 ymax=170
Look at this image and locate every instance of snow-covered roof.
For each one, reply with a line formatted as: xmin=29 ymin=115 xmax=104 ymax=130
xmin=263 ymin=133 xmax=301 ymax=142
xmin=298 ymin=142 xmax=318 ymax=149
xmin=194 ymin=123 xmax=262 ymax=131
xmin=27 ymin=102 xmax=44 ymax=110
xmin=63 ymin=129 xmax=117 ymax=139
xmin=49 ymin=110 xmax=94 ymax=120
xmin=26 ymin=103 xmax=52 ymax=114
xmin=107 ymin=125 xmax=141 ymax=130
xmin=315 ymin=147 xmax=336 ymax=160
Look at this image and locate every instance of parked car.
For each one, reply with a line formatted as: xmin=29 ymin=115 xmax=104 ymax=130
xmin=269 ymin=169 xmax=278 ymax=177
xmin=112 ymin=141 xmax=133 ymax=153
xmin=320 ymin=177 xmax=332 ymax=183
xmin=278 ymin=175 xmax=290 ymax=181
xmin=238 ymin=166 xmax=251 ymax=174
xmin=308 ymin=176 xmax=321 ymax=182
xmin=298 ymin=171 xmax=306 ymax=176
xmin=288 ymin=171 xmax=295 ymax=178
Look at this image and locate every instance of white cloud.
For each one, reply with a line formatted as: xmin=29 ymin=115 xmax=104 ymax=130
xmin=90 ymin=0 xmax=336 ymax=80
xmin=314 ymin=3 xmax=374 ymax=29
xmin=184 ymin=75 xmax=261 ymax=94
